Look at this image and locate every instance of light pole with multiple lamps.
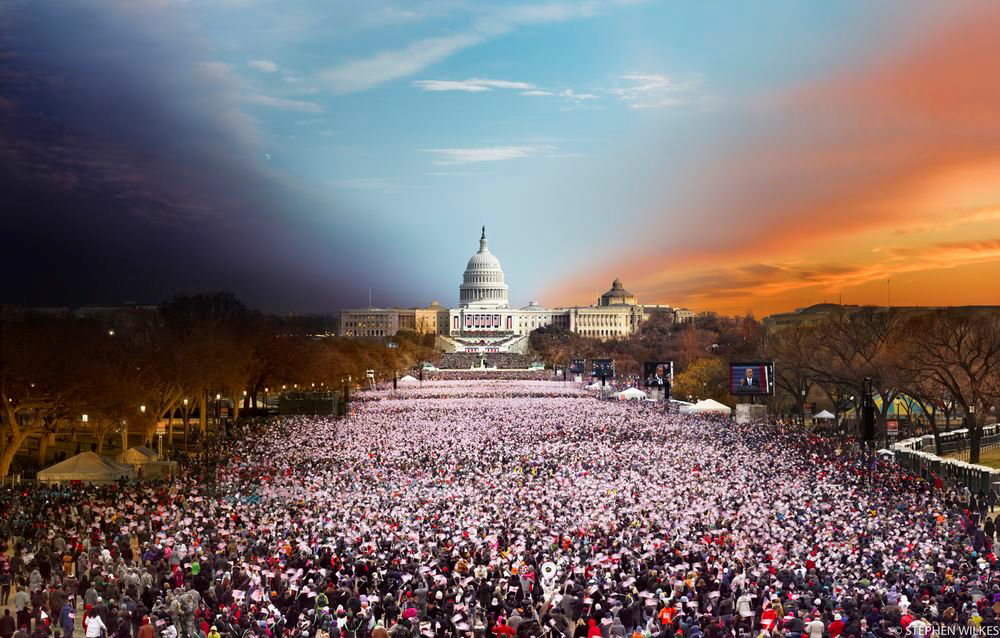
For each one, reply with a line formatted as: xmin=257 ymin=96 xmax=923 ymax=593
xmin=215 ymin=393 xmax=222 ymax=437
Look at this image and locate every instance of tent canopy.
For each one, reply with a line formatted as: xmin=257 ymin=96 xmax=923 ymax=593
xmin=398 ymin=375 xmax=418 ymax=383
xmin=688 ymin=399 xmax=732 ymax=414
xmin=38 ymin=451 xmax=134 ymax=483
xmin=117 ymin=446 xmax=159 ymax=465
xmin=813 ymin=409 xmax=835 ymax=420
xmin=616 ymin=387 xmax=648 ymax=400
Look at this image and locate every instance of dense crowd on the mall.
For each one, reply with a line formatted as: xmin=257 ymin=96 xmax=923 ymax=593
xmin=1 ymin=381 xmax=996 ymax=638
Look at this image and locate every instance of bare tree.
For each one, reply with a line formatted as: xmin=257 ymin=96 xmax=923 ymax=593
xmin=806 ymin=308 xmax=905 ymax=438
xmin=764 ymin=323 xmax=817 ymax=425
xmin=902 ymin=311 xmax=1000 ymax=463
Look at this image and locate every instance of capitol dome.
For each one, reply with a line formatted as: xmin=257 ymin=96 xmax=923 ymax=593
xmin=599 ymin=278 xmax=637 ymax=306
xmin=459 ymin=226 xmax=509 ymax=308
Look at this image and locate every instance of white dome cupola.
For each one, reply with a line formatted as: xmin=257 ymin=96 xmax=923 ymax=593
xmin=459 ymin=226 xmax=509 ymax=308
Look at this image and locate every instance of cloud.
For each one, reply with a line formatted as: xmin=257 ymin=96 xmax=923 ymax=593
xmin=413 ymin=78 xmax=534 ymax=92
xmin=319 ymin=1 xmax=642 ymax=94
xmin=559 ymin=88 xmax=598 ymax=100
xmin=414 ymin=80 xmax=600 ymax=105
xmin=248 ymin=59 xmax=279 ymax=73
xmin=320 ymin=33 xmax=484 ymax=94
xmin=246 ymin=94 xmax=324 ymax=113
xmin=422 ymin=144 xmax=556 ymax=164
xmin=548 ymin=2 xmax=1000 ymax=315
xmin=667 ymin=238 xmax=1000 ymax=305
xmin=609 ymin=72 xmax=693 ymax=108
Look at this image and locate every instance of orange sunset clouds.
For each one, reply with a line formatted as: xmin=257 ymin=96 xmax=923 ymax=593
xmin=547 ymin=2 xmax=1000 ymax=317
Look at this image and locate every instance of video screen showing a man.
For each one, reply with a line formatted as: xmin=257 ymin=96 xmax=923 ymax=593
xmin=731 ymin=363 xmax=769 ymax=395
xmin=739 ymin=367 xmax=760 ymax=390
xmin=644 ymin=362 xmax=671 ymax=388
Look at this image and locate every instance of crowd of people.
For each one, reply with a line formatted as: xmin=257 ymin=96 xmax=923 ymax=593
xmin=435 ymin=353 xmax=533 ymax=370
xmin=1 ymin=380 xmax=996 ymax=638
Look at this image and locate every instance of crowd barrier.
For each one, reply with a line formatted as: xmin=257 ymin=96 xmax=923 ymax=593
xmin=891 ymin=423 xmax=1000 ymax=493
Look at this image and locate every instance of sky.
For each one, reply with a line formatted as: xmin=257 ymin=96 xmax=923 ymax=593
xmin=2 ymin=0 xmax=999 ymax=316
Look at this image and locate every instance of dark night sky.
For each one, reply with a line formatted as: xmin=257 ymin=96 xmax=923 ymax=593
xmin=0 ymin=1 xmax=386 ymax=313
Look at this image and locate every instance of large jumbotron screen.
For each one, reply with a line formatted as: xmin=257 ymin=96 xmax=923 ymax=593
xmin=643 ymin=361 xmax=673 ymax=388
xmin=729 ymin=362 xmax=774 ymax=396
xmin=591 ymin=359 xmax=614 ymax=377
xmin=569 ymin=359 xmax=586 ymax=374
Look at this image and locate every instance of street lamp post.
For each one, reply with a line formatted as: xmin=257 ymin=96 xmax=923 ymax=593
xmin=183 ymin=398 xmax=189 ymax=448
xmin=969 ymin=404 xmax=977 ymax=463
xmin=215 ymin=393 xmax=222 ymax=437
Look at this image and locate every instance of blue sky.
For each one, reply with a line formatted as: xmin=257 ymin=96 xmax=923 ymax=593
xmin=171 ymin=0 xmax=901 ymax=308
xmin=6 ymin=0 xmax=996 ymax=314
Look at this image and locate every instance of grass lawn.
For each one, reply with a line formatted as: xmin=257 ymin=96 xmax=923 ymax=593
xmin=945 ymin=447 xmax=1000 ymax=469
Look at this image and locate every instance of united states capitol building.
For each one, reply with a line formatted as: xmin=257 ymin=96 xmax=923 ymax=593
xmin=339 ymin=228 xmax=692 ymax=353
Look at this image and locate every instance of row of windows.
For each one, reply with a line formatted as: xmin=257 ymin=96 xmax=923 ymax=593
xmin=461 ymin=288 xmax=505 ymax=300
xmin=458 ymin=314 xmax=513 ymax=330
xmin=518 ymin=316 xmax=553 ymax=328
xmin=577 ymin=315 xmax=623 ymax=327
xmin=464 ymin=274 xmax=503 ymax=284
xmin=579 ymin=329 xmax=623 ymax=337
xmin=345 ymin=330 xmax=386 ymax=336
xmin=344 ymin=320 xmax=390 ymax=328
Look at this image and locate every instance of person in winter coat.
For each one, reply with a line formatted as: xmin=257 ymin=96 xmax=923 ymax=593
xmin=760 ymin=603 xmax=777 ymax=633
xmin=137 ymin=618 xmax=154 ymax=638
xmin=28 ymin=571 xmax=42 ymax=594
xmin=1 ymin=610 xmax=16 ymax=638
xmin=586 ymin=618 xmax=603 ymax=638
xmin=60 ymin=602 xmax=75 ymax=638
xmin=609 ymin=615 xmax=626 ymax=638
xmin=85 ymin=609 xmax=107 ymax=638
xmin=494 ymin=618 xmax=516 ymax=638
xmin=804 ymin=615 xmax=823 ymax=638
xmin=828 ymin=614 xmax=844 ymax=638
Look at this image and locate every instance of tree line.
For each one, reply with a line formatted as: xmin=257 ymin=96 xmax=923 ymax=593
xmin=5 ymin=297 xmax=999 ymax=473
xmin=764 ymin=307 xmax=1000 ymax=462
xmin=0 ymin=293 xmax=436 ymax=477
xmin=529 ymin=307 xmax=1000 ymax=462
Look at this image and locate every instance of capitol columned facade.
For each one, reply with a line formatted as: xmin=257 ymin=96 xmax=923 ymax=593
xmin=339 ymin=228 xmax=692 ymax=352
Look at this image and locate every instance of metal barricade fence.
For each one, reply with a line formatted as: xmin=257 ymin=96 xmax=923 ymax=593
xmin=891 ymin=424 xmax=1000 ymax=493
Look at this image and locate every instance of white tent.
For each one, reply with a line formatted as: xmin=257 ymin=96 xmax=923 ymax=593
xmin=586 ymin=381 xmax=603 ymax=390
xmin=687 ymin=399 xmax=733 ymax=415
xmin=116 ymin=446 xmax=159 ymax=465
xmin=616 ymin=387 xmax=648 ymax=400
xmin=398 ymin=375 xmax=418 ymax=384
xmin=813 ymin=409 xmax=835 ymax=420
xmin=37 ymin=451 xmax=134 ymax=484
xmin=140 ymin=460 xmax=178 ymax=480
xmin=115 ymin=445 xmax=178 ymax=480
